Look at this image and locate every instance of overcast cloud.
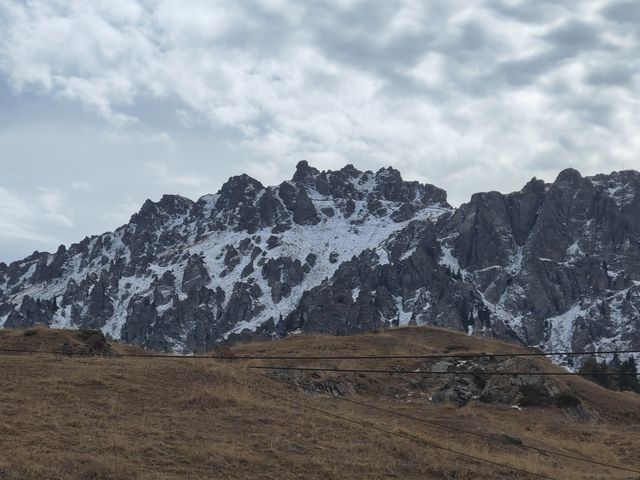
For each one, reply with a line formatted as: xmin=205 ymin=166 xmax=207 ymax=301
xmin=1 ymin=0 xmax=639 ymax=262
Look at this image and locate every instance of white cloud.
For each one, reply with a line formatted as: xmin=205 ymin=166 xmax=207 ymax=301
xmin=146 ymin=162 xmax=218 ymax=197
xmin=36 ymin=187 xmax=73 ymax=227
xmin=101 ymin=198 xmax=142 ymax=225
xmin=71 ymin=181 xmax=93 ymax=192
xmin=175 ymin=108 xmax=197 ymax=128
xmin=408 ymin=52 xmax=448 ymax=88
xmin=102 ymin=131 xmax=176 ymax=150
xmin=0 ymin=187 xmax=71 ymax=245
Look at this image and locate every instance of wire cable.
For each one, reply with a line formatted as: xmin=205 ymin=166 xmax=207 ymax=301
xmin=252 ymin=381 xmax=560 ymax=480
xmin=1 ymin=346 xmax=639 ymax=360
xmin=248 ymin=365 xmax=640 ymax=376
xmin=0 ymin=347 xmax=190 ymax=358
xmin=210 ymin=348 xmax=640 ymax=360
xmin=263 ymin=374 xmax=640 ymax=475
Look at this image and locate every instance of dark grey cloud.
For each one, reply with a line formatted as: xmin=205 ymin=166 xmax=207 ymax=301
xmin=305 ymin=3 xmax=435 ymax=77
xmin=487 ymin=0 xmax=568 ymax=24
xmin=585 ymin=65 xmax=636 ymax=87
xmin=601 ymin=0 xmax=640 ymax=23
xmin=493 ymin=20 xmax=605 ymax=88
xmin=544 ymin=19 xmax=602 ymax=50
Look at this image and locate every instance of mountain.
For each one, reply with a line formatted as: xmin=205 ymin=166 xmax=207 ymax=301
xmin=1 ymin=162 xmax=639 ymax=359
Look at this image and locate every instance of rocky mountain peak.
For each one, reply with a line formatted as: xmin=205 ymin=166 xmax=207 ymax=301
xmin=217 ymin=174 xmax=265 ymax=208
xmin=339 ymin=163 xmax=361 ymax=178
xmin=611 ymin=169 xmax=640 ymax=184
xmin=0 ymin=164 xmax=638 ymax=362
xmin=375 ymin=165 xmax=402 ymax=180
xmin=130 ymin=194 xmax=194 ymax=227
xmin=291 ymin=160 xmax=320 ymax=184
xmin=520 ymin=177 xmax=546 ymax=195
xmin=555 ymin=167 xmax=583 ymax=184
xmin=157 ymin=194 xmax=195 ymax=214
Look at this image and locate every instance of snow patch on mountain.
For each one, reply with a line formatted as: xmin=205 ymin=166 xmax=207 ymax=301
xmin=51 ymin=306 xmax=75 ymax=330
xmin=544 ymin=304 xmax=588 ymax=352
xmin=439 ymin=246 xmax=460 ymax=273
xmin=224 ymin=204 xmax=446 ymax=336
xmin=394 ymin=296 xmax=413 ymax=326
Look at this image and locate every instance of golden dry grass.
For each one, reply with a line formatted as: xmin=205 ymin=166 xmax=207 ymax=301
xmin=0 ymin=326 xmax=638 ymax=479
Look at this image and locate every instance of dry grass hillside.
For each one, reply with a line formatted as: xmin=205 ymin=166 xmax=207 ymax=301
xmin=0 ymin=326 xmax=639 ymax=480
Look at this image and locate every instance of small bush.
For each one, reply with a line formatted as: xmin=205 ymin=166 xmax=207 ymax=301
xmin=518 ymin=384 xmax=552 ymax=407
xmin=23 ymin=329 xmax=38 ymax=337
xmin=555 ymin=392 xmax=581 ymax=408
xmin=444 ymin=344 xmax=470 ymax=352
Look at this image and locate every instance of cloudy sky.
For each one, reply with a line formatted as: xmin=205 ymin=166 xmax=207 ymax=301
xmin=1 ymin=0 xmax=639 ymax=263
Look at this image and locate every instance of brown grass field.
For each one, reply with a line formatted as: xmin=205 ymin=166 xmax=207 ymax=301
xmin=0 ymin=326 xmax=639 ymax=479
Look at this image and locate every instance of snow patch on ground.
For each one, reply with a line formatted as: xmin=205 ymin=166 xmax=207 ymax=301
xmin=394 ymin=296 xmax=413 ymax=326
xmin=376 ymin=246 xmax=391 ymax=265
xmin=544 ymin=304 xmax=589 ymax=353
xmin=607 ymin=185 xmax=622 ymax=197
xmin=51 ymin=306 xmax=76 ymax=330
xmin=101 ymin=274 xmax=150 ymax=339
xmin=400 ymin=248 xmax=416 ymax=261
xmin=439 ymin=246 xmax=461 ymax=273
xmin=604 ymin=182 xmax=636 ymax=208
xmin=566 ymin=240 xmax=583 ymax=257
xmin=506 ymin=247 xmax=524 ymax=275
xmin=351 ymin=287 xmax=360 ymax=302
xmin=197 ymin=194 xmax=220 ymax=216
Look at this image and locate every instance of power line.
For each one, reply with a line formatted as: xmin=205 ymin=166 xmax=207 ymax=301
xmin=248 ymin=365 xmax=640 ymax=376
xmin=216 ymin=348 xmax=640 ymax=360
xmin=252 ymin=382 xmax=560 ymax=480
xmin=1 ymin=345 xmax=638 ymax=360
xmin=0 ymin=347 xmax=189 ymax=358
xmin=0 ymin=347 xmax=237 ymax=359
xmin=264 ymin=374 xmax=640 ymax=475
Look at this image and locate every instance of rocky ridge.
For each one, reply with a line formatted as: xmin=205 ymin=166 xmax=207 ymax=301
xmin=0 ymin=162 xmax=639 ymax=364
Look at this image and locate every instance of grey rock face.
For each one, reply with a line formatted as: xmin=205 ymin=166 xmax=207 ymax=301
xmin=439 ymin=168 xmax=640 ymax=354
xmin=292 ymin=188 xmax=320 ymax=226
xmin=0 ymin=163 xmax=638 ymax=361
xmin=182 ymin=254 xmax=211 ymax=293
xmin=281 ymin=219 xmax=492 ymax=338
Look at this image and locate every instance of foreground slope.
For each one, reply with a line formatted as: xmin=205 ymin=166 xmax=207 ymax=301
xmin=0 ymin=326 xmax=638 ymax=480
xmin=1 ymin=163 xmax=639 ymax=360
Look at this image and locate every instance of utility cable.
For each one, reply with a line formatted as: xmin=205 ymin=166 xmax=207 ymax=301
xmin=252 ymin=381 xmax=560 ymax=480
xmin=248 ymin=365 xmax=640 ymax=377
xmin=1 ymin=346 xmax=639 ymax=360
xmin=263 ymin=374 xmax=640 ymax=475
